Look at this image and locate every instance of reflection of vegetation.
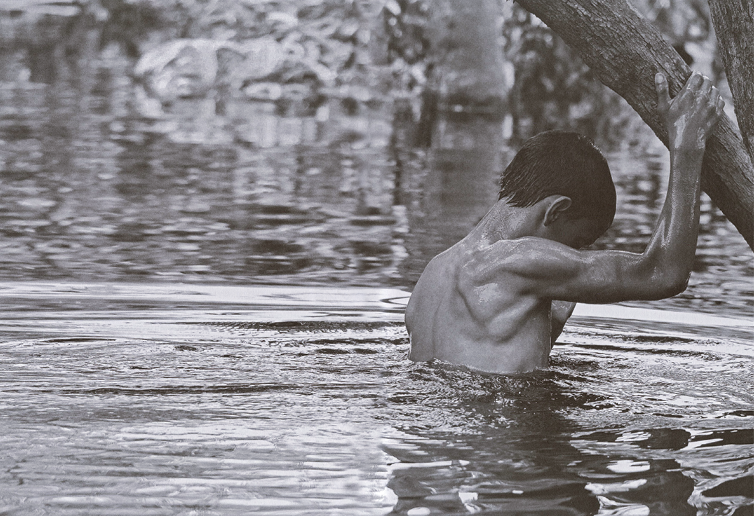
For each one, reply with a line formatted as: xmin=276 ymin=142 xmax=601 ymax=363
xmin=3 ymin=0 xmax=721 ymax=146
xmin=378 ymin=0 xmax=719 ymax=145
xmin=503 ymin=9 xmax=614 ymax=142
xmin=1 ymin=0 xmax=747 ymax=304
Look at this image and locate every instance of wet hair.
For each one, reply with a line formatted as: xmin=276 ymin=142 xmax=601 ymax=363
xmin=498 ymin=130 xmax=616 ymax=232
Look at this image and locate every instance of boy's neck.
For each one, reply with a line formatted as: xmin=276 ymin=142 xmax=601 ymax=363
xmin=468 ymin=200 xmax=544 ymax=245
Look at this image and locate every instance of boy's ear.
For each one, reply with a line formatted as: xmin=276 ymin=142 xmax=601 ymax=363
xmin=543 ymin=196 xmax=572 ymax=226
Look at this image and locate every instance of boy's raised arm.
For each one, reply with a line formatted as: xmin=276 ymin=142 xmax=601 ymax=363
xmin=637 ymin=71 xmax=723 ymax=294
xmin=477 ymin=71 xmax=725 ymax=304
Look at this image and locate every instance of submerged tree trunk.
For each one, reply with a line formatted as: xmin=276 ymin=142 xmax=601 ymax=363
xmin=516 ymin=0 xmax=754 ymax=250
xmin=708 ymin=0 xmax=754 ymax=160
xmin=419 ymin=0 xmax=508 ymax=245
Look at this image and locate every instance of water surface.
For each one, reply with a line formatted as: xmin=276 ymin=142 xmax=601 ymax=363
xmin=0 ymin=48 xmax=752 ymax=318
xmin=1 ymin=283 xmax=752 ymax=515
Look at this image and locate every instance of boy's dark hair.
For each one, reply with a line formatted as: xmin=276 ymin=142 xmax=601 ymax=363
xmin=499 ymin=130 xmax=616 ymax=231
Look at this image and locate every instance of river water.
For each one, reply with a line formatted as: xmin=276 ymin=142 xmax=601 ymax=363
xmin=1 ymin=19 xmax=753 ymax=516
xmin=1 ymin=283 xmax=752 ymax=515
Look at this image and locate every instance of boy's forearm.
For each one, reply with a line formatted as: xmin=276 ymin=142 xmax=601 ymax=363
xmin=638 ymin=71 xmax=723 ymax=297
xmin=643 ymin=146 xmax=704 ymax=291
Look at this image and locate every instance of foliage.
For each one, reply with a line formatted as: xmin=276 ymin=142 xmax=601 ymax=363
xmin=98 ymin=0 xmax=379 ymax=83
xmin=375 ymin=0 xmax=721 ymax=146
xmin=2 ymin=0 xmax=722 ymax=147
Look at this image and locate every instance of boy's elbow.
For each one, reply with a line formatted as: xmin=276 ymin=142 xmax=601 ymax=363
xmin=652 ymin=271 xmax=690 ymax=299
xmin=629 ymin=259 xmax=689 ymax=300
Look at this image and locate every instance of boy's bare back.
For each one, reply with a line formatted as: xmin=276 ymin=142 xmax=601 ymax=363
xmin=407 ymin=237 xmax=559 ymax=373
xmin=405 ymin=72 xmax=724 ymax=374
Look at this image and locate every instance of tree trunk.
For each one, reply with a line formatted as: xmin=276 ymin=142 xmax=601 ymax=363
xmin=425 ymin=0 xmax=507 ymax=112
xmin=515 ymin=0 xmax=754 ymax=250
xmin=420 ymin=0 xmax=507 ymax=244
xmin=708 ymin=0 xmax=754 ymax=160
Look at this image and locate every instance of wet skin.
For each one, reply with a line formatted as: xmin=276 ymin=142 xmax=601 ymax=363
xmin=405 ymin=72 xmax=725 ymax=374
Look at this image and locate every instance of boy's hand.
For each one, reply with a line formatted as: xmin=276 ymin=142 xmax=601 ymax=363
xmin=550 ymin=300 xmax=576 ymax=346
xmin=656 ymin=71 xmax=725 ymax=151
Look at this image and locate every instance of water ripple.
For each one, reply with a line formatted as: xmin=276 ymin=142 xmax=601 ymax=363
xmin=1 ymin=283 xmax=752 ymax=515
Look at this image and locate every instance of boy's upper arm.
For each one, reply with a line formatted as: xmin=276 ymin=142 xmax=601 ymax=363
xmin=464 ymin=237 xmax=681 ymax=304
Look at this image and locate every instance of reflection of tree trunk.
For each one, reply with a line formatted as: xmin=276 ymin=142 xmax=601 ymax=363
xmin=708 ymin=0 xmax=754 ymax=160
xmin=421 ymin=0 xmax=507 ymax=245
xmin=516 ymin=0 xmax=754 ymax=250
xmin=418 ymin=0 xmax=507 ymax=146
xmin=28 ymin=43 xmax=57 ymax=84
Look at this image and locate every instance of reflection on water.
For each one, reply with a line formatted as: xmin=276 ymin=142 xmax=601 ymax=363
xmin=0 ymin=29 xmax=751 ymax=318
xmin=0 ymin=284 xmax=752 ymax=515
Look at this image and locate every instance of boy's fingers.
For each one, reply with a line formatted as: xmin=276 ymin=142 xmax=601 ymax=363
xmin=674 ymin=71 xmax=702 ymax=106
xmin=699 ymin=76 xmax=713 ymax=97
xmin=708 ymin=86 xmax=720 ymax=105
xmin=715 ymin=92 xmax=725 ymax=114
xmin=655 ymin=73 xmax=670 ymax=112
xmin=686 ymin=71 xmax=703 ymax=90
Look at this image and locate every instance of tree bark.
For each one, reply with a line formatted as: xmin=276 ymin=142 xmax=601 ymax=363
xmin=515 ymin=0 xmax=754 ymax=250
xmin=708 ymin=0 xmax=754 ymax=160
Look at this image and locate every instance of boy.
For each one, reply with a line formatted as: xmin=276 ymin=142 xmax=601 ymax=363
xmin=405 ymin=72 xmax=725 ymax=374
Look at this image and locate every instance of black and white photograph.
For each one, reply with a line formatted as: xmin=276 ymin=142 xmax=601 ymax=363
xmin=0 ymin=0 xmax=752 ymax=514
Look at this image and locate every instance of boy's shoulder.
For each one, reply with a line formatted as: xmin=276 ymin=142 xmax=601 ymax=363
xmin=415 ymin=236 xmax=590 ymax=310
xmin=458 ymin=236 xmax=581 ymax=285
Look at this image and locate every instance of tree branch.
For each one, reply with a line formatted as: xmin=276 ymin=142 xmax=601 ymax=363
xmin=515 ymin=0 xmax=754 ymax=250
xmin=708 ymin=0 xmax=754 ymax=161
